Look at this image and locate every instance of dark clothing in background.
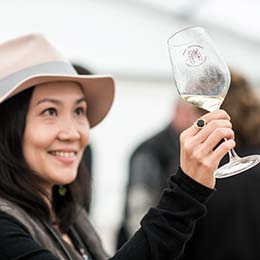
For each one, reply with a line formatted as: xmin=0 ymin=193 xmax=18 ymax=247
xmin=179 ymin=144 xmax=260 ymax=260
xmin=0 ymin=169 xmax=214 ymax=260
xmin=128 ymin=125 xmax=180 ymax=196
xmin=117 ymin=125 xmax=180 ymax=248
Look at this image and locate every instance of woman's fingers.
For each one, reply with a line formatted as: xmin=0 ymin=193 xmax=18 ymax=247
xmin=191 ymin=120 xmax=233 ymax=147
xmin=184 ymin=109 xmax=230 ymax=137
xmin=180 ymin=109 xmax=234 ymax=189
xmin=181 ymin=111 xmax=233 ymax=158
xmin=209 ymin=138 xmax=236 ymax=163
xmin=195 ymin=126 xmax=234 ymax=156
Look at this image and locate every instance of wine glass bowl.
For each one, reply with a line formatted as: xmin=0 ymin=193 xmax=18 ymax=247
xmin=167 ymin=26 xmax=260 ymax=178
xmin=168 ymin=26 xmax=230 ymax=112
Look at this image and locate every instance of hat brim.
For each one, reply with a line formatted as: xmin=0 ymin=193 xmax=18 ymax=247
xmin=1 ymin=74 xmax=115 ymax=128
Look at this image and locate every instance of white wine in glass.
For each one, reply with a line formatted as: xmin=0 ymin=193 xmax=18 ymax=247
xmin=167 ymin=26 xmax=260 ymax=178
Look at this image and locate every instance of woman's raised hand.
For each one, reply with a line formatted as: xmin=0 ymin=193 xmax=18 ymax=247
xmin=180 ymin=109 xmax=235 ymax=189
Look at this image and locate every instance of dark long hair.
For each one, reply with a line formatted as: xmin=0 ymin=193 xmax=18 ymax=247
xmin=0 ymin=88 xmax=89 ymax=232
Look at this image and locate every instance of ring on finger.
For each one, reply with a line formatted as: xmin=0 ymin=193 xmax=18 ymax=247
xmin=194 ymin=118 xmax=207 ymax=131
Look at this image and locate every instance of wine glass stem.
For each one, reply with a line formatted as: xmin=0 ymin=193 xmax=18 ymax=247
xmin=228 ymin=148 xmax=240 ymax=161
xmin=224 ymin=138 xmax=240 ymax=161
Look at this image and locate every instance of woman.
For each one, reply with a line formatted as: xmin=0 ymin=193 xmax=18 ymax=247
xmin=0 ymin=34 xmax=235 ymax=260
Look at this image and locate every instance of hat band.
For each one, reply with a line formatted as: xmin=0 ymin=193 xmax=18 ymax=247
xmin=0 ymin=61 xmax=77 ymax=98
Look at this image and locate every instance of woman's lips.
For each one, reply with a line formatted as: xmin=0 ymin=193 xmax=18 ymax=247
xmin=48 ymin=151 xmax=77 ymax=165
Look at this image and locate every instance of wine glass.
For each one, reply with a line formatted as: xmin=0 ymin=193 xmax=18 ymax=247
xmin=167 ymin=26 xmax=260 ymax=178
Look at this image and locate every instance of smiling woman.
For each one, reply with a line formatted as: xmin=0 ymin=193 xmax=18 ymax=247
xmin=0 ymin=33 xmax=235 ymax=260
xmin=23 ymin=82 xmax=90 ymax=188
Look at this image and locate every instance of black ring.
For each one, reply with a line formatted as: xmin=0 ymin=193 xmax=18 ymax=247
xmin=194 ymin=118 xmax=207 ymax=130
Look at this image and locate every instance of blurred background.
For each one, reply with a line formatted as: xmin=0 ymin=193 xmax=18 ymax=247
xmin=2 ymin=0 xmax=260 ymax=254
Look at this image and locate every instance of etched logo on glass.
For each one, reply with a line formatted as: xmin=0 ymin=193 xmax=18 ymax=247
xmin=183 ymin=45 xmax=207 ymax=67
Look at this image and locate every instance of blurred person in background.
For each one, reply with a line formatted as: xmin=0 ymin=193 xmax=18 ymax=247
xmin=116 ymin=99 xmax=203 ymax=248
xmin=179 ymin=70 xmax=260 ymax=260
xmin=0 ymin=33 xmax=235 ymax=260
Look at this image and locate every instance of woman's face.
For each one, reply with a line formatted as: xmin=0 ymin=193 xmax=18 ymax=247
xmin=23 ymin=81 xmax=89 ymax=187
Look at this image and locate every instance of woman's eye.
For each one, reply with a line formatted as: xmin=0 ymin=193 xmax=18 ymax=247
xmin=41 ymin=108 xmax=57 ymax=117
xmin=75 ymin=107 xmax=86 ymax=116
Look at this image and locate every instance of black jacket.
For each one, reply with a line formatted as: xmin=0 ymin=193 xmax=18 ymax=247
xmin=0 ymin=169 xmax=214 ymax=260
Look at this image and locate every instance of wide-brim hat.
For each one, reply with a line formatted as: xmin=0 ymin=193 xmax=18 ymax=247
xmin=0 ymin=33 xmax=115 ymax=127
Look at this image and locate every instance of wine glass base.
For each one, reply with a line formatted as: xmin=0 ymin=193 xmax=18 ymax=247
xmin=215 ymin=155 xmax=260 ymax=179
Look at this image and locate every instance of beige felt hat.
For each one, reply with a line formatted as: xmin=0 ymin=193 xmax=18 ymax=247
xmin=0 ymin=33 xmax=115 ymax=127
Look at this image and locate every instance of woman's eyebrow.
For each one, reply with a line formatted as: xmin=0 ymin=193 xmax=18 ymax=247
xmin=76 ymin=97 xmax=87 ymax=105
xmin=35 ymin=97 xmax=86 ymax=106
xmin=36 ymin=98 xmax=61 ymax=106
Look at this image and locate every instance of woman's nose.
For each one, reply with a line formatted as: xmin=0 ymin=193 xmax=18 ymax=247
xmin=57 ymin=124 xmax=80 ymax=141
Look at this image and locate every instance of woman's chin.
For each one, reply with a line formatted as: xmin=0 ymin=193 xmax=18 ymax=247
xmin=51 ymin=173 xmax=78 ymax=186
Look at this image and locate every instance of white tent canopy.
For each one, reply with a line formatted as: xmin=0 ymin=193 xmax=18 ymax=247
xmin=1 ymin=0 xmax=260 ymax=82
